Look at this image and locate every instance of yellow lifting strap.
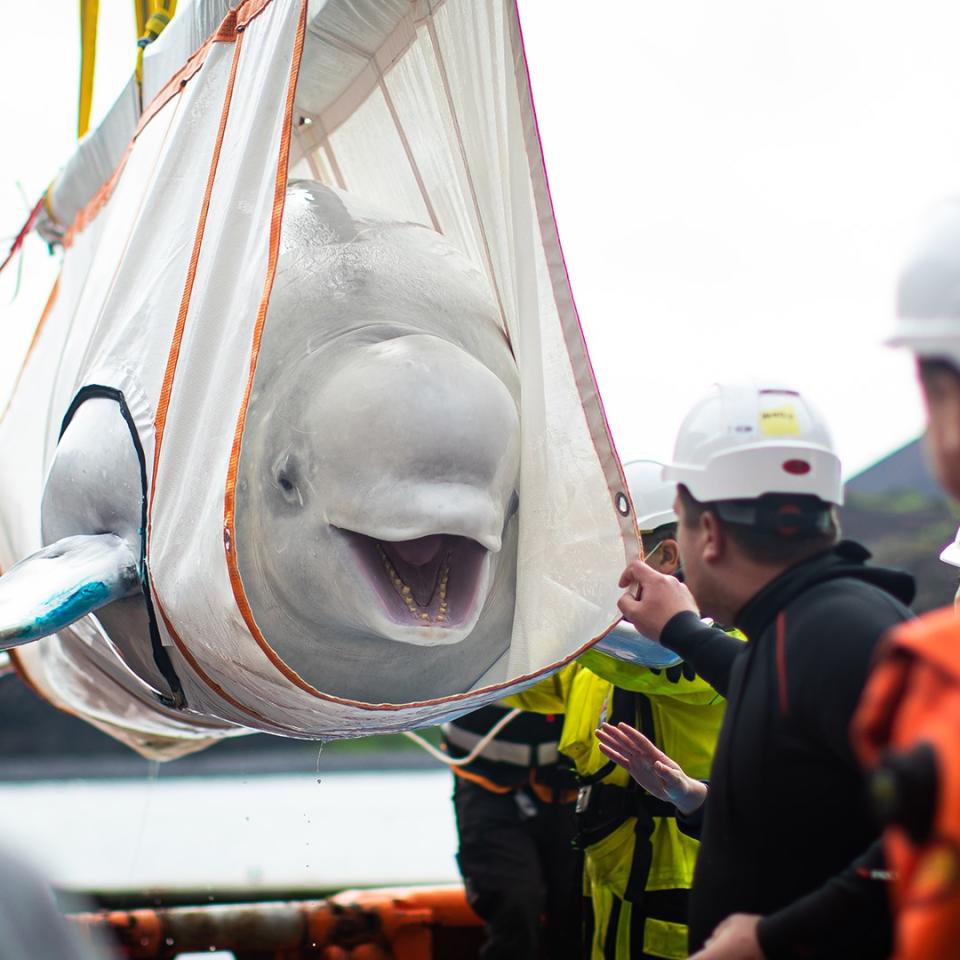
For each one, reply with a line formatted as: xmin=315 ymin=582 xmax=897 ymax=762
xmin=133 ymin=0 xmax=151 ymax=39
xmin=78 ymin=0 xmax=99 ymax=139
xmin=135 ymin=0 xmax=177 ymax=89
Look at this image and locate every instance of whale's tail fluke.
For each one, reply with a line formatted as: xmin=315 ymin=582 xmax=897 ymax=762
xmin=0 ymin=534 xmax=139 ymax=649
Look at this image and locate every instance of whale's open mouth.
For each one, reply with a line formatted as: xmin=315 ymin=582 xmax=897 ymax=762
xmin=339 ymin=530 xmax=489 ymax=629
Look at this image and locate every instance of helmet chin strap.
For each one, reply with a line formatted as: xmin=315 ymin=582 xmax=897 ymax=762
xmin=642 ymin=539 xmax=663 ymax=564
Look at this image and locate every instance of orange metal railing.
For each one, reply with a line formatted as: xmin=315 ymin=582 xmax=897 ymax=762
xmin=70 ymin=885 xmax=483 ymax=960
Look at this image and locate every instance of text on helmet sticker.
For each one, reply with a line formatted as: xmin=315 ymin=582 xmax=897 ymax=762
xmin=760 ymin=402 xmax=801 ymax=437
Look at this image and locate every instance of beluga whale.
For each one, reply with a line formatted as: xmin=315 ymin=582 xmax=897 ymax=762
xmin=0 ymin=180 xmax=521 ymax=718
xmin=233 ymin=181 xmax=521 ymax=702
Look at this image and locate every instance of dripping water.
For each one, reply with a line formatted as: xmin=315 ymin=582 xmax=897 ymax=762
xmin=127 ymin=759 xmax=160 ymax=880
xmin=315 ymin=739 xmax=328 ymax=784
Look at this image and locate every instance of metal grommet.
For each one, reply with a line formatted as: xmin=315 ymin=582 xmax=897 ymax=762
xmin=615 ymin=492 xmax=630 ymax=516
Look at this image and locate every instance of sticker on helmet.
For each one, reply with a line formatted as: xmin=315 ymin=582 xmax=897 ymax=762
xmin=760 ymin=403 xmax=801 ymax=437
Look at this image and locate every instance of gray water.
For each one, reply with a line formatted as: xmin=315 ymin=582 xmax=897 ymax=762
xmin=0 ymin=769 xmax=458 ymax=894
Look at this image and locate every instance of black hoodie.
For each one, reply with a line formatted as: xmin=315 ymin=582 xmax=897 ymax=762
xmin=660 ymin=541 xmax=915 ymax=958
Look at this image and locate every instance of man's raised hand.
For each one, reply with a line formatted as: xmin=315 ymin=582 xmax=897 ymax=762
xmin=617 ymin=555 xmax=699 ymax=641
xmin=596 ymin=722 xmax=707 ymax=816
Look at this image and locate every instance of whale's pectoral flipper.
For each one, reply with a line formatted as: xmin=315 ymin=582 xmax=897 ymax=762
xmin=0 ymin=534 xmax=139 ymax=649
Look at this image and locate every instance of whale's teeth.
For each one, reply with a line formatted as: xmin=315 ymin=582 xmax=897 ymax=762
xmin=376 ymin=541 xmax=455 ymax=624
xmin=436 ymin=556 xmax=451 ymax=610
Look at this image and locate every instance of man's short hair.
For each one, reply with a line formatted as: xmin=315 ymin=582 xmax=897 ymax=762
xmin=919 ymin=357 xmax=960 ymax=381
xmin=641 ymin=522 xmax=678 ymax=556
xmin=677 ymin=485 xmax=839 ymax=567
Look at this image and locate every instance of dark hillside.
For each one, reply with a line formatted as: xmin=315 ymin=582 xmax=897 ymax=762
xmin=841 ymin=437 xmax=958 ymax=614
xmin=840 ymin=490 xmax=958 ymax=613
xmin=846 ymin=437 xmax=942 ymax=499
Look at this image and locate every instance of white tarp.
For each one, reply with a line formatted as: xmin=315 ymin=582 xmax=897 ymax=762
xmin=0 ymin=0 xmax=638 ymax=757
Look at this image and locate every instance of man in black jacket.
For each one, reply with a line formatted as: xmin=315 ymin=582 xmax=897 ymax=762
xmin=598 ymin=382 xmax=914 ymax=959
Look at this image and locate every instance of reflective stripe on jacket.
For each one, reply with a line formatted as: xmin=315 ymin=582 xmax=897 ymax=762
xmin=442 ymin=695 xmax=576 ymax=796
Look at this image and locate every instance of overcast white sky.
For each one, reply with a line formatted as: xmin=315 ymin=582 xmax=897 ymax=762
xmin=3 ymin=1 xmax=959 ymax=477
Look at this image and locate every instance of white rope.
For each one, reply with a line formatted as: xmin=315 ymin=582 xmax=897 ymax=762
xmin=402 ymin=707 xmax=522 ymax=767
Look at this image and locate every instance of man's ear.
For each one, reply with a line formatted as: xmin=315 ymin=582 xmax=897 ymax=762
xmin=702 ymin=510 xmax=725 ymax=564
xmin=656 ymin=538 xmax=681 ymax=575
xmin=919 ymin=359 xmax=960 ymax=501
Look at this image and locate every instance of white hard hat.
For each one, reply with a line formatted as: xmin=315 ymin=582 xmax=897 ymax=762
xmin=940 ymin=526 xmax=960 ymax=567
xmin=623 ymin=459 xmax=677 ymax=531
xmin=663 ymin=382 xmax=843 ymax=505
xmin=888 ymin=199 xmax=960 ymax=370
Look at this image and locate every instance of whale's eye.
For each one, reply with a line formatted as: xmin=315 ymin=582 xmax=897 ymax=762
xmin=272 ymin=453 xmax=302 ymax=505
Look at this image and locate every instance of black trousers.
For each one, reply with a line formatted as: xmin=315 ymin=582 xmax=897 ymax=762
xmin=453 ymin=775 xmax=583 ymax=960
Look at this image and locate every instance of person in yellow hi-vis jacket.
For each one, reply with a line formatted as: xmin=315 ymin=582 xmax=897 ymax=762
xmin=565 ymin=643 xmax=729 ymax=960
xmin=508 ymin=460 xmax=740 ymax=960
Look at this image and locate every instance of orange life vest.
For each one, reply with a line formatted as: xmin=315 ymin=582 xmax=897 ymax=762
xmin=853 ymin=606 xmax=960 ymax=960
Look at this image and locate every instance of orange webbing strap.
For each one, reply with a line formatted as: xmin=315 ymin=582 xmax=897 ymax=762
xmin=853 ymin=607 xmax=960 ymax=960
xmin=65 ymin=11 xmax=230 ymax=249
xmin=64 ymin=2 xmax=277 ymax=252
xmin=146 ymin=1 xmax=313 ymax=722
xmin=144 ymin=14 xmax=245 ymax=711
xmin=452 ymin=765 xmax=577 ymax=803
xmin=450 ymin=765 xmax=514 ymax=795
xmin=151 ymin=594 xmax=272 ymax=725
xmin=222 ymin=0 xmax=329 ymax=701
xmin=147 ymin=17 xmax=243 ymax=501
xmin=528 ymin=769 xmax=578 ymax=805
